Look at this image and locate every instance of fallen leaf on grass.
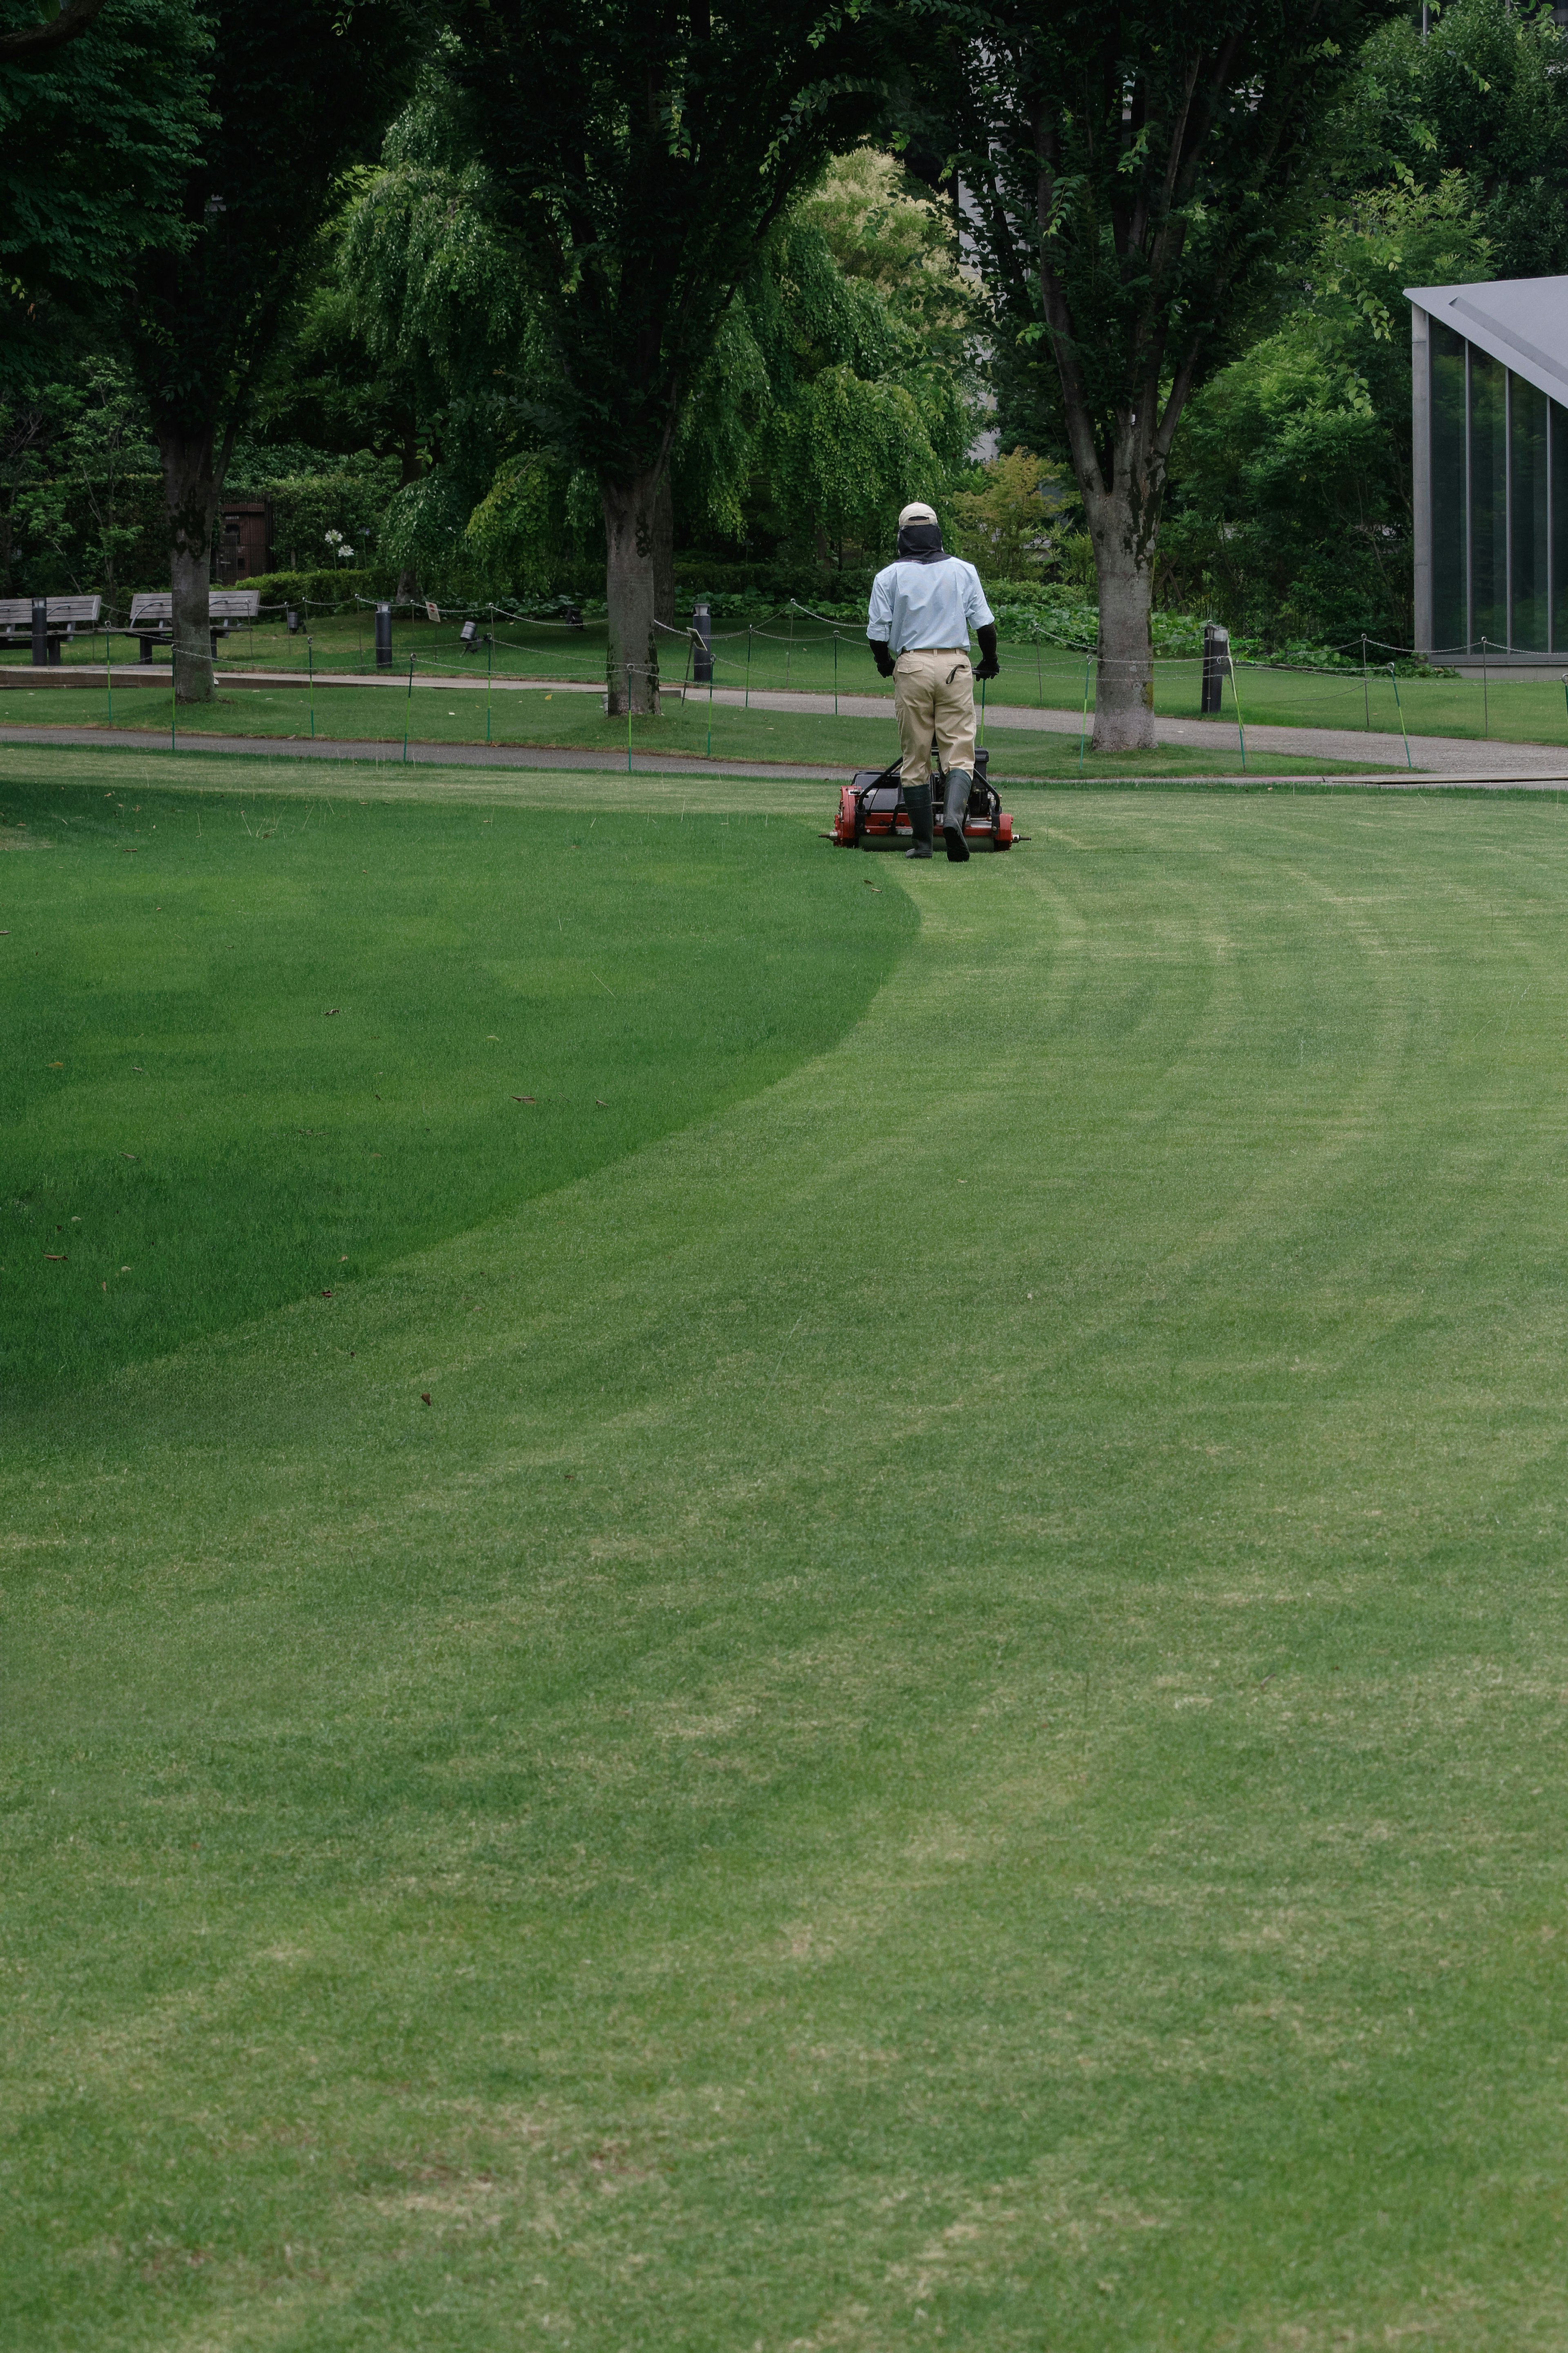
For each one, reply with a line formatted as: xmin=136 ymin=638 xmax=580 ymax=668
xmin=595 ymin=1099 xmax=608 ymax=1107
xmin=421 ymin=1392 xmax=431 ymax=1405
xmin=47 ymin=1061 xmax=62 ymax=1069
xmin=512 ymin=1095 xmax=535 ymax=1104
xmin=45 ymin=1253 xmax=66 ymax=1261
xmin=324 ymin=1008 xmax=340 ymax=1017
xmin=122 ymin=1152 xmax=138 ymax=1160
xmin=120 ymin=1265 xmax=130 ymax=1272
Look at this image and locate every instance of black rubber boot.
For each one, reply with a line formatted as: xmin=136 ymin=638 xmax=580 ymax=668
xmin=942 ymin=767 xmax=972 ymax=862
xmin=903 ymin=780 xmax=933 ymax=859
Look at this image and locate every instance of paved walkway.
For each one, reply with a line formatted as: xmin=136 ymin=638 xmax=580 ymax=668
xmin=7 ymin=661 xmax=1564 ymax=777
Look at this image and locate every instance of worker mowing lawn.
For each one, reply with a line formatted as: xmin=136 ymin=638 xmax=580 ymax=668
xmin=866 ymin=500 xmax=1000 ymax=863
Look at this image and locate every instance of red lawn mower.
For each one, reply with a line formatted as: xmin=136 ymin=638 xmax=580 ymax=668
xmin=828 ymin=746 xmax=1019 ymax=854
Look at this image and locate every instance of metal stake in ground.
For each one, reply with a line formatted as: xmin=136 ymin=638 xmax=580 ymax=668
xmin=1362 ymin=632 xmax=1370 ymax=730
xmin=1228 ymin=652 xmax=1249 ymax=771
xmin=1389 ymin=664 xmax=1413 ymax=769
xmin=486 ymin=613 xmax=493 ymax=745
xmin=403 ymin=653 xmax=414 ymax=763
xmin=308 ymin=636 xmax=314 ymax=740
xmin=626 ymin=667 xmax=633 ymax=773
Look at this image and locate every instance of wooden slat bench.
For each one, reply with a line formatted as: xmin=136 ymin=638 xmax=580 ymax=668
xmin=0 ymin=594 xmax=102 ymax=664
xmin=127 ymin=589 xmax=261 ymax=660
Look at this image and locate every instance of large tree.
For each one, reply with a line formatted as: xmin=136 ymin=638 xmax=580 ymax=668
xmin=929 ymin=0 xmax=1391 ymax=748
xmin=446 ymin=0 xmax=895 ymax=713
xmin=127 ymin=0 xmax=429 ymax=701
xmin=0 ymin=0 xmax=207 ymax=399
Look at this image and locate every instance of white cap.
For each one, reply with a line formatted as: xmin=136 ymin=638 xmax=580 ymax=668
xmin=898 ymin=502 xmax=938 ymax=526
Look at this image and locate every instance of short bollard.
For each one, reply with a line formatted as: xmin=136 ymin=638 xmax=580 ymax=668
xmin=375 ymin=601 xmax=392 ymax=670
xmin=31 ymin=599 xmax=47 ymax=670
xmin=1201 ymin=622 xmax=1228 ymax=715
xmin=691 ymin=600 xmax=713 ymax=685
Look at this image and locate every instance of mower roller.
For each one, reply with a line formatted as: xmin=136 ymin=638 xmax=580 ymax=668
xmin=828 ymin=746 xmax=1018 ymax=853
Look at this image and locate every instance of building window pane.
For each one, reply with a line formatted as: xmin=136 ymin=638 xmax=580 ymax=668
xmin=1470 ymin=347 xmax=1507 ymax=649
xmin=1511 ymin=372 xmax=1550 ymax=651
xmin=1431 ymin=323 xmax=1468 ymax=651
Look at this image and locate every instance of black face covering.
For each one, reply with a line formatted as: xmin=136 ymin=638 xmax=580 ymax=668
xmin=896 ymin=520 xmax=951 ymax=565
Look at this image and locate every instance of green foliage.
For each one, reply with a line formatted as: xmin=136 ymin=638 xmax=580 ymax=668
xmin=949 ymin=446 xmax=1076 ymax=579
xmin=235 ymin=565 xmax=391 ymax=608
xmin=798 ymin=145 xmax=979 ymax=368
xmin=677 ymin=209 xmax=971 ymax=567
xmin=445 ymin=0 xmax=895 ymax=491
xmin=1338 ymin=0 xmax=1568 ymax=277
xmin=1163 ymin=171 xmax=1491 ymax=646
xmin=936 ymin=0 xmax=1387 ymax=521
xmin=1 ymin=363 xmax=160 ymax=599
xmin=0 ymin=0 xmax=209 ymax=390
xmin=126 ymin=0 xmax=432 ymax=448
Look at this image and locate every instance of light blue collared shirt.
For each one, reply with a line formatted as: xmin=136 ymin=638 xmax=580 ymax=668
xmin=866 ymin=557 xmax=993 ymax=653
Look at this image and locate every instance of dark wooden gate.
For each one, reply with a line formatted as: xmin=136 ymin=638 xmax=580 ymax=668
xmin=217 ymin=502 xmax=273 ymax=585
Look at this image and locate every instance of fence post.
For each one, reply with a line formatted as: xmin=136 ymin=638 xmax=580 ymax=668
xmin=692 ymin=600 xmax=713 ymax=685
xmin=376 ymin=602 xmax=392 ymax=671
xmin=1201 ymin=623 xmax=1228 ymax=715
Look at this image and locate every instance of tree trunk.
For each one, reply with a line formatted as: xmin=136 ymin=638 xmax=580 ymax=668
xmin=602 ymin=469 xmax=662 ymax=716
xmin=653 ymin=471 xmax=675 ymax=636
xmin=157 ymin=421 xmax=218 ymax=705
xmin=1085 ymin=486 xmax=1157 ymax=752
xmin=1079 ymin=417 xmax=1164 ymax=754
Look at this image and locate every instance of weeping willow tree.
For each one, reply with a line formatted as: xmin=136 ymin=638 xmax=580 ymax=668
xmin=675 ymin=209 xmax=971 ymax=568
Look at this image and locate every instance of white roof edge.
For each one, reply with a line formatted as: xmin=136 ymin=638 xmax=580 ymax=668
xmin=1406 ymin=279 xmax=1568 ymax=403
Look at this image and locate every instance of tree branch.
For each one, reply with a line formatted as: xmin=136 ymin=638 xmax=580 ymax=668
xmin=0 ymin=0 xmax=110 ymax=60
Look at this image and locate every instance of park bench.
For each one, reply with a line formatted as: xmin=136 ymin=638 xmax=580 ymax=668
xmin=0 ymin=594 xmax=102 ymax=665
xmin=127 ymin=588 xmax=261 ymax=661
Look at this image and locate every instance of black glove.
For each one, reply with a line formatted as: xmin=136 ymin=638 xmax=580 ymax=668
xmin=973 ymin=624 xmax=1000 ymax=682
xmin=869 ymin=638 xmax=896 ymax=679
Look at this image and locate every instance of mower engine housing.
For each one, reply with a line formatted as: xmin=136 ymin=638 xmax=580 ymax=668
xmin=831 ymin=747 xmax=1015 ymax=852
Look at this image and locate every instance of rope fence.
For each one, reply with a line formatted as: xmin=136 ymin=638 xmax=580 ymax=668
xmin=9 ymin=600 xmax=1568 ymax=772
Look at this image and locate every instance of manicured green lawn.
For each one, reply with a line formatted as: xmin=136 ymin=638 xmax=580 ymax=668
xmin=0 ymin=765 xmax=906 ymax=1398
xmin=0 ymin=680 xmax=1391 ymax=780
xmin=7 ymin=749 xmax=1568 ymax=2349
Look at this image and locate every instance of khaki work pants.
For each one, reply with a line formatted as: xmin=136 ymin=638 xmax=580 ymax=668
xmin=893 ymin=647 xmax=976 ymax=793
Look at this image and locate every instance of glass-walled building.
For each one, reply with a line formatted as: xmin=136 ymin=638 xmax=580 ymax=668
xmin=1408 ymin=277 xmax=1568 ymax=658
